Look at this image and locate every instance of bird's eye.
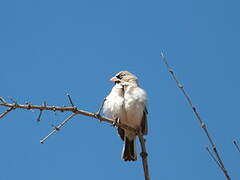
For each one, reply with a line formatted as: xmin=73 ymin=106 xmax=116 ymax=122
xmin=116 ymin=75 xmax=121 ymax=79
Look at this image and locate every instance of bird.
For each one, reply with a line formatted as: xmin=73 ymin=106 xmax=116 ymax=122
xmin=103 ymin=71 xmax=148 ymax=161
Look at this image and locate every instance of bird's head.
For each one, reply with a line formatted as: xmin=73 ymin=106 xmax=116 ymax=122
xmin=110 ymin=71 xmax=138 ymax=85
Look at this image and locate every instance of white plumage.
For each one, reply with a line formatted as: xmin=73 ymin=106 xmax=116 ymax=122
xmin=103 ymin=83 xmax=125 ymax=121
xmin=122 ymin=83 xmax=147 ymax=133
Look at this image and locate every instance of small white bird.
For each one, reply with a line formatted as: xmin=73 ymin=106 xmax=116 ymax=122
xmin=103 ymin=71 xmax=148 ymax=161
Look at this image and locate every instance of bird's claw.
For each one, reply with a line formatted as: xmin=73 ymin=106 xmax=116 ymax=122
xmin=93 ymin=112 xmax=102 ymax=122
xmin=112 ymin=118 xmax=120 ymax=127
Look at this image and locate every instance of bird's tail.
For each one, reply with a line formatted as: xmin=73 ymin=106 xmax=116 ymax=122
xmin=122 ymin=137 xmax=137 ymax=161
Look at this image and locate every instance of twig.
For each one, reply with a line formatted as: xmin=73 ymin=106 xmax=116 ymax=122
xmin=36 ymin=102 xmax=46 ymax=122
xmin=233 ymin=140 xmax=240 ymax=153
xmin=138 ymin=135 xmax=150 ymax=180
xmin=40 ymin=113 xmax=76 ymax=144
xmin=37 ymin=110 xmax=43 ymax=122
xmin=0 ymin=97 xmax=6 ymax=104
xmin=0 ymin=107 xmax=15 ymax=119
xmin=67 ymin=94 xmax=75 ymax=107
xmin=160 ymin=52 xmax=231 ymax=180
xmin=206 ymin=147 xmax=225 ymax=171
xmin=96 ymin=98 xmax=106 ymax=116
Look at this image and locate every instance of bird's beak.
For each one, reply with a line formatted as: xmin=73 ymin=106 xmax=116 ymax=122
xmin=110 ymin=76 xmax=119 ymax=82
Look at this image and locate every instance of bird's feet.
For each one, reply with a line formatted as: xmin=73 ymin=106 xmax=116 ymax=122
xmin=93 ymin=112 xmax=102 ymax=122
xmin=112 ymin=117 xmax=120 ymax=127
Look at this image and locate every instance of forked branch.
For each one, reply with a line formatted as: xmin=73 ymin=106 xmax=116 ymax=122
xmin=161 ymin=52 xmax=231 ymax=180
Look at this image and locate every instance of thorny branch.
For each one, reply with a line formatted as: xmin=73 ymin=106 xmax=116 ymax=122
xmin=0 ymin=96 xmax=150 ymax=180
xmin=40 ymin=113 xmax=77 ymax=144
xmin=161 ymin=52 xmax=231 ymax=180
xmin=0 ymin=97 xmax=137 ymax=138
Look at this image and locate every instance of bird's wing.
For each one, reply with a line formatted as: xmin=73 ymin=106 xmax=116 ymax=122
xmin=141 ymin=106 xmax=148 ymax=135
xmin=117 ymin=127 xmax=125 ymax=141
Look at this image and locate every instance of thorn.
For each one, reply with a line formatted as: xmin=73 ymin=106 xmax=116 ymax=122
xmin=160 ymin=52 xmax=165 ymax=58
xmin=192 ymin=106 xmax=196 ymax=111
xmin=201 ymin=122 xmax=206 ymax=128
xmin=10 ymin=97 xmax=17 ymax=105
xmin=140 ymin=152 xmax=148 ymax=158
xmin=54 ymin=126 xmax=60 ymax=131
xmin=37 ymin=109 xmax=43 ymax=122
xmin=27 ymin=103 xmax=32 ymax=110
xmin=95 ymin=98 xmax=106 ymax=117
xmin=168 ymin=68 xmax=173 ymax=73
xmin=93 ymin=112 xmax=102 ymax=121
xmin=178 ymin=83 xmax=183 ymax=88
xmin=66 ymin=93 xmax=75 ymax=107
xmin=0 ymin=97 xmax=6 ymax=104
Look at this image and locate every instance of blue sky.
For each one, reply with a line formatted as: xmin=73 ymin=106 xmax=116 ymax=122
xmin=0 ymin=0 xmax=240 ymax=179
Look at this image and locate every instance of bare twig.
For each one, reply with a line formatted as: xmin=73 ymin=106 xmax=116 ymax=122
xmin=138 ymin=135 xmax=150 ymax=180
xmin=40 ymin=113 xmax=76 ymax=144
xmin=0 ymin=107 xmax=15 ymax=119
xmin=37 ymin=102 xmax=46 ymax=122
xmin=233 ymin=140 xmax=240 ymax=153
xmin=37 ymin=110 xmax=43 ymax=122
xmin=206 ymin=147 xmax=225 ymax=171
xmin=0 ymin=97 xmax=6 ymax=104
xmin=160 ymin=52 xmax=231 ymax=180
xmin=96 ymin=98 xmax=106 ymax=116
xmin=67 ymin=94 xmax=75 ymax=107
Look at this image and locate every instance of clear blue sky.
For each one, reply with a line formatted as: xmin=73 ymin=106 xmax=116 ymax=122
xmin=0 ymin=0 xmax=239 ymax=179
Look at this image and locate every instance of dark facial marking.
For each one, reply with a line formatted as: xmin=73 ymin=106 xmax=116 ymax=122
xmin=116 ymin=72 xmax=125 ymax=80
xmin=116 ymin=74 xmax=121 ymax=79
xmin=114 ymin=80 xmax=121 ymax=84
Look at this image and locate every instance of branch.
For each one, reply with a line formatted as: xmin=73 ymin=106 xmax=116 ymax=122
xmin=40 ymin=113 xmax=77 ymax=143
xmin=0 ymin=96 xmax=150 ymax=179
xmin=0 ymin=107 xmax=15 ymax=119
xmin=0 ymin=98 xmax=137 ymax=134
xmin=233 ymin=140 xmax=240 ymax=153
xmin=138 ymin=135 xmax=150 ymax=180
xmin=160 ymin=53 xmax=231 ymax=180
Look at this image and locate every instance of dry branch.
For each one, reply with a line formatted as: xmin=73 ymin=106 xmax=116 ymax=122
xmin=161 ymin=52 xmax=231 ymax=180
xmin=139 ymin=135 xmax=150 ymax=180
xmin=0 ymin=99 xmax=137 ymax=133
xmin=0 ymin=96 xmax=150 ymax=180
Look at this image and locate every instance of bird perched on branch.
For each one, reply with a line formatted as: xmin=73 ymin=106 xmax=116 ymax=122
xmin=103 ymin=71 xmax=148 ymax=161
